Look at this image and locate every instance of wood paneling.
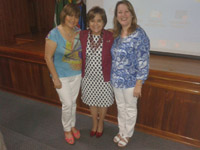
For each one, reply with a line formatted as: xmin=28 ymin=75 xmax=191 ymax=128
xmin=0 ymin=58 xmax=59 ymax=104
xmin=0 ymin=44 xmax=60 ymax=104
xmin=0 ymin=0 xmax=55 ymax=44
xmin=0 ymin=0 xmax=15 ymax=44
xmin=11 ymin=0 xmax=30 ymax=35
xmin=137 ymin=70 xmax=200 ymax=147
xmin=33 ymin=0 xmax=55 ymax=32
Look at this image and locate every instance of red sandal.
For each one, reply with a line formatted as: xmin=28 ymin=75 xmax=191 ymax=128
xmin=72 ymin=130 xmax=80 ymax=139
xmin=65 ymin=136 xmax=75 ymax=145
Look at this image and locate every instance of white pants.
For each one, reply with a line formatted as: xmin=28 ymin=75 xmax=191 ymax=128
xmin=113 ymin=87 xmax=138 ymax=138
xmin=56 ymin=74 xmax=81 ymax=132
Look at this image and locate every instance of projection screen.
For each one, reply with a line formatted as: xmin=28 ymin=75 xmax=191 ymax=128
xmin=86 ymin=0 xmax=200 ymax=57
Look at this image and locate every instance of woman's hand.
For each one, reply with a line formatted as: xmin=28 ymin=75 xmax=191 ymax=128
xmin=133 ymin=80 xmax=143 ymax=98
xmin=133 ymin=85 xmax=142 ymax=98
xmin=53 ymin=78 xmax=62 ymax=89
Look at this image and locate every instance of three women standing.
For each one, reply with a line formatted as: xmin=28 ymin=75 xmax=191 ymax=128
xmin=45 ymin=0 xmax=150 ymax=147
xmin=111 ymin=0 xmax=150 ymax=147
xmin=45 ymin=4 xmax=82 ymax=145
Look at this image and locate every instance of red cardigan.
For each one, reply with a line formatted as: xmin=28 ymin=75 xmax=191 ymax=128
xmin=80 ymin=29 xmax=114 ymax=82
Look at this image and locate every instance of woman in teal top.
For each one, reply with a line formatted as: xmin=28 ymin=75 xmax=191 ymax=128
xmin=44 ymin=4 xmax=81 ymax=145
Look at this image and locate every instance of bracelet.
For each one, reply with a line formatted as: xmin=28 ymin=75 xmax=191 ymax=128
xmin=135 ymin=84 xmax=142 ymax=87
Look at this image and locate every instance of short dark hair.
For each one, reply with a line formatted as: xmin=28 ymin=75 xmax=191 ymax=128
xmin=60 ymin=4 xmax=80 ymax=24
xmin=87 ymin=6 xmax=107 ymax=27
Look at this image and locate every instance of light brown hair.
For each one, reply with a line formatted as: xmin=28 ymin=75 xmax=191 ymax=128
xmin=113 ymin=0 xmax=138 ymax=38
xmin=60 ymin=4 xmax=80 ymax=25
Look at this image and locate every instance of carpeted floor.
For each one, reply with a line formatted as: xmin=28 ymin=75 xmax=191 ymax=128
xmin=0 ymin=90 xmax=199 ymax=150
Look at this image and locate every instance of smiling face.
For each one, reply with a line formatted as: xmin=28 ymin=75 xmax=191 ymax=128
xmin=116 ymin=4 xmax=133 ymax=29
xmin=89 ymin=13 xmax=104 ymax=35
xmin=64 ymin=15 xmax=79 ymax=29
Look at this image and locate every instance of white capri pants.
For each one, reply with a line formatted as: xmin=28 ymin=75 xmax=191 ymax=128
xmin=56 ymin=74 xmax=81 ymax=132
xmin=113 ymin=87 xmax=138 ymax=138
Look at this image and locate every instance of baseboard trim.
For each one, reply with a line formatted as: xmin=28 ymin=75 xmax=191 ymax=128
xmin=136 ymin=124 xmax=200 ymax=148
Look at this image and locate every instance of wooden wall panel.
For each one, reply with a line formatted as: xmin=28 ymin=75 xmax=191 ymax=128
xmin=137 ymin=71 xmax=200 ymax=147
xmin=0 ymin=0 xmax=15 ymax=44
xmin=0 ymin=0 xmax=55 ymax=44
xmin=0 ymin=58 xmax=13 ymax=88
xmin=34 ymin=0 xmax=55 ymax=32
xmin=10 ymin=0 xmax=55 ymax=35
xmin=11 ymin=0 xmax=30 ymax=35
xmin=0 ymin=48 xmax=60 ymax=105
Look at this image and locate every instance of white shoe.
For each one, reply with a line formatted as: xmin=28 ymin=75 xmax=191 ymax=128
xmin=113 ymin=134 xmax=121 ymax=143
xmin=118 ymin=136 xmax=129 ymax=147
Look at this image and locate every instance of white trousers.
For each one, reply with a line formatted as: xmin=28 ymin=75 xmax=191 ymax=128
xmin=113 ymin=87 xmax=138 ymax=138
xmin=56 ymin=74 xmax=81 ymax=132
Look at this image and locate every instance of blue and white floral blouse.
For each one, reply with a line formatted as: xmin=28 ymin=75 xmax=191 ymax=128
xmin=110 ymin=27 xmax=150 ymax=88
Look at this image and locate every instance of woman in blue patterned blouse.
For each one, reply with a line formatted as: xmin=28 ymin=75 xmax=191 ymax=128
xmin=111 ymin=0 xmax=150 ymax=147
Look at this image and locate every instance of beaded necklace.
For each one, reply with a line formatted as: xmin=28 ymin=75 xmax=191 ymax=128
xmin=88 ymin=30 xmax=103 ymax=51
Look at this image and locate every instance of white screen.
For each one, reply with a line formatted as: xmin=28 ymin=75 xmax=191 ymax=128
xmin=86 ymin=0 xmax=200 ymax=57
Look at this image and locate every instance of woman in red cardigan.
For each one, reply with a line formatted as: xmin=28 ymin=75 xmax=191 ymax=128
xmin=80 ymin=6 xmax=114 ymax=138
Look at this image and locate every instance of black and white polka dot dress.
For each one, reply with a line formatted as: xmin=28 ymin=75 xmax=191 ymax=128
xmin=81 ymin=34 xmax=114 ymax=107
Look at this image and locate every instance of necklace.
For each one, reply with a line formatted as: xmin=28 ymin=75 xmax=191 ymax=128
xmin=61 ymin=25 xmax=74 ymax=35
xmin=60 ymin=25 xmax=76 ymax=42
xmin=66 ymin=30 xmax=75 ymax=38
xmin=89 ymin=30 xmax=103 ymax=51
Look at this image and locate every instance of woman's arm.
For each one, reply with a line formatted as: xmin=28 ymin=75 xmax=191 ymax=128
xmin=133 ymin=30 xmax=150 ymax=98
xmin=44 ymin=39 xmax=62 ymax=89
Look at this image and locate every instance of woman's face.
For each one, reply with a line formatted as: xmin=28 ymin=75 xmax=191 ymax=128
xmin=89 ymin=14 xmax=104 ymax=35
xmin=65 ymin=15 xmax=79 ymax=29
xmin=116 ymin=4 xmax=132 ymax=28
